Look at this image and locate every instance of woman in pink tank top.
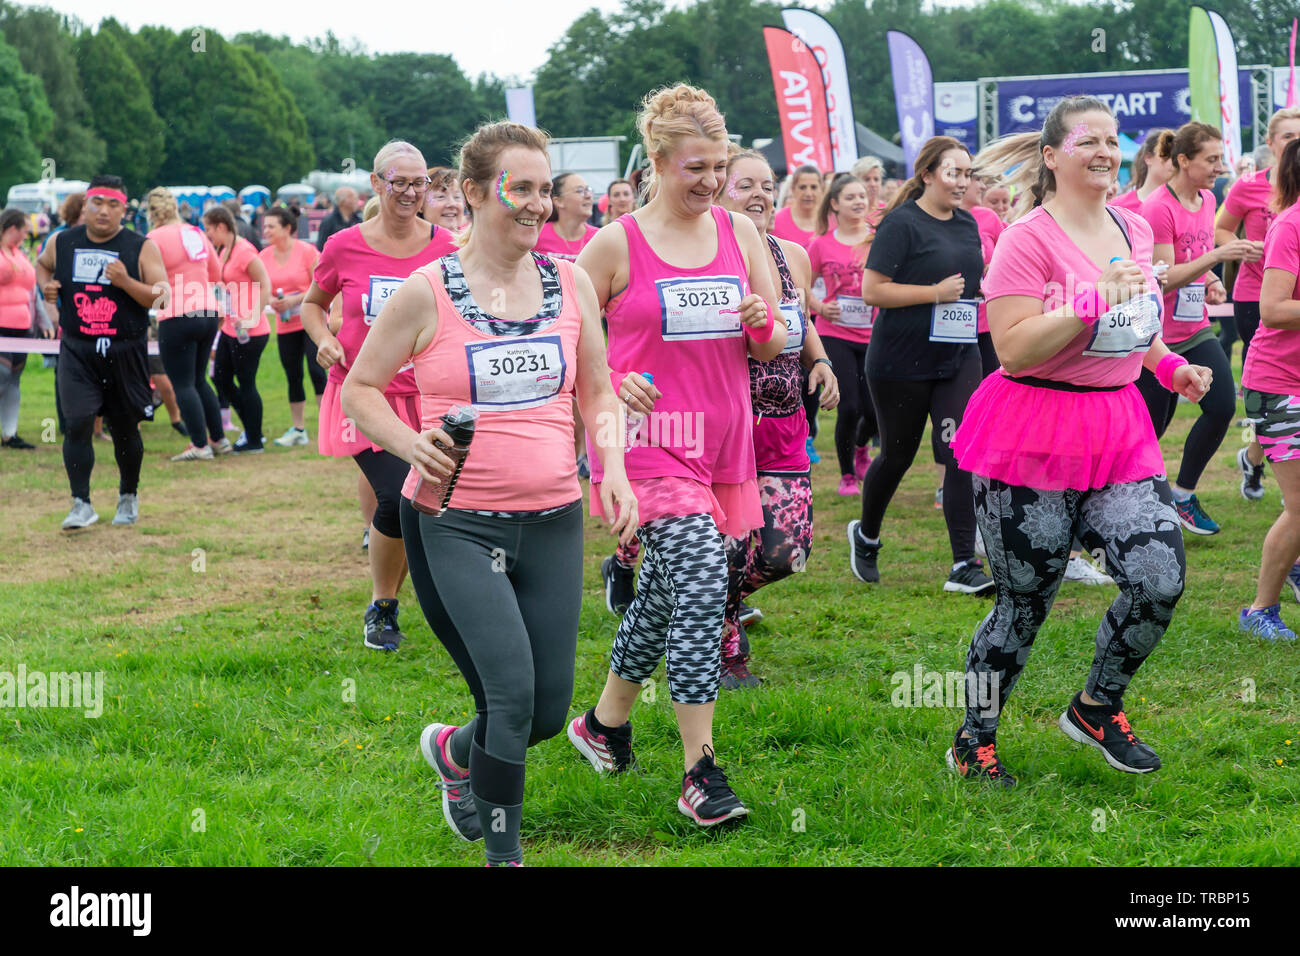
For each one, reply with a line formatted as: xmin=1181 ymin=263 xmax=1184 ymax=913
xmin=343 ymin=122 xmax=634 ymax=866
xmin=301 ymin=141 xmax=450 ymax=656
xmin=568 ymin=84 xmax=784 ymax=829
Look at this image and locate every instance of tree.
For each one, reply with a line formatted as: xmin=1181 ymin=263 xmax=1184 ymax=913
xmin=75 ymin=28 xmax=166 ymax=195
xmin=0 ymin=31 xmax=54 ymax=196
xmin=0 ymin=2 xmax=105 ymax=181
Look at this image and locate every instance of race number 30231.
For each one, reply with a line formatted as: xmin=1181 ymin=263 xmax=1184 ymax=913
xmin=466 ymin=335 xmax=567 ymax=410
xmin=657 ymin=275 xmax=745 ymax=341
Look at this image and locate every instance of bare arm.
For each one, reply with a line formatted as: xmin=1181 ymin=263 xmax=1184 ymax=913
xmin=244 ymin=257 xmax=272 ymax=328
xmin=1260 ymin=267 xmax=1300 ymax=330
xmin=733 ymin=213 xmax=786 ymax=361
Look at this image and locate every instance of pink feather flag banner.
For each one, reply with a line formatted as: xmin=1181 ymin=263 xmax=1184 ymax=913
xmin=1289 ymin=18 xmax=1297 ymax=109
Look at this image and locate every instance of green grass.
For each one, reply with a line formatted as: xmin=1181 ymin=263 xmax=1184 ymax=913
xmin=0 ymin=349 xmax=1297 ymax=866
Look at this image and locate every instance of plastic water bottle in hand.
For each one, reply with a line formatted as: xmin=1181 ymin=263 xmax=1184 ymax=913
xmin=625 ymin=372 xmax=653 ymax=447
xmin=412 ymin=405 xmax=480 ymax=516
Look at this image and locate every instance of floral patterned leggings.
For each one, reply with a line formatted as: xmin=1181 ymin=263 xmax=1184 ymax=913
xmin=960 ymin=474 xmax=1186 ymax=740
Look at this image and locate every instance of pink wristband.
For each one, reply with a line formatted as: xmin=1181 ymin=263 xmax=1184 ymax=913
xmin=743 ymin=299 xmax=777 ymax=343
xmin=1155 ymin=352 xmax=1188 ymax=392
xmin=1071 ymin=288 xmax=1106 ymax=325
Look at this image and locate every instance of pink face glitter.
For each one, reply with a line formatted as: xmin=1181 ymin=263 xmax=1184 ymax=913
xmin=496 ymin=169 xmax=518 ymax=209
xmin=1061 ymin=122 xmax=1091 ymax=155
xmin=726 ymin=178 xmax=746 ymax=201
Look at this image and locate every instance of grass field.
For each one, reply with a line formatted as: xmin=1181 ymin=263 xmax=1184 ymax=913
xmin=1 ymin=350 xmax=1297 ymax=867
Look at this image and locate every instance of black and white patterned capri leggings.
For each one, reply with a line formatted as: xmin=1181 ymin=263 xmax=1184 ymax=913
xmin=610 ymin=512 xmax=728 ymax=704
xmin=961 ymin=475 xmax=1186 ymax=739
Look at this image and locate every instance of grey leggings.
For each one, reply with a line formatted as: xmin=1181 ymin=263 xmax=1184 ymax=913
xmin=610 ymin=512 xmax=729 ymax=705
xmin=400 ymin=498 xmax=582 ymax=864
xmin=961 ymin=475 xmax=1186 ymax=739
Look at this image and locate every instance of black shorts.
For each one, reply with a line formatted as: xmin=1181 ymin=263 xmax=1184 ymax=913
xmin=148 ymin=353 xmax=165 ymax=376
xmin=57 ymin=335 xmax=155 ymax=424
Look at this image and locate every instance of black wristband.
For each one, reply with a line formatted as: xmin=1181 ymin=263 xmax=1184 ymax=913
xmin=812 ymin=357 xmax=832 ymax=370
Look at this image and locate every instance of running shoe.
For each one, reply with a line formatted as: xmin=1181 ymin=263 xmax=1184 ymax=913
xmin=576 ymin=454 xmax=590 ymax=480
xmin=363 ymin=598 xmax=405 ymax=651
xmin=61 ymin=498 xmax=98 ymax=531
xmin=847 ymin=520 xmax=880 ymax=584
xmin=362 ymin=528 xmax=369 ymax=551
xmin=1238 ymin=604 xmax=1298 ymax=642
xmin=214 ymin=437 xmax=233 ymax=455
xmin=837 ymin=474 xmax=859 ymax=497
xmin=946 ymin=732 xmax=1017 ymax=788
xmin=601 ymin=556 xmax=635 ymax=616
xmin=273 ymin=426 xmax=309 ymax=447
xmin=1059 ymin=693 xmax=1161 ymax=773
xmin=1064 ymin=554 xmax=1114 ymax=586
xmin=1 ymin=435 xmax=35 ymax=449
xmin=737 ymin=602 xmax=762 ymax=627
xmin=223 ymin=413 xmax=238 ymax=433
xmin=419 ymin=722 xmax=482 ymax=842
xmin=232 ymin=436 xmax=265 ymax=455
xmin=1237 ymin=447 xmax=1266 ymax=501
xmin=171 ymin=420 xmax=189 ymax=438
xmin=567 ymin=709 xmax=637 ymax=773
xmin=678 ymin=745 xmax=749 ymax=827
xmin=934 ymin=487 xmax=943 ymax=510
xmin=1287 ymin=563 xmax=1300 ymax=604
xmin=112 ymin=493 xmax=138 ymax=526
xmin=719 ymin=655 xmax=763 ymax=690
xmin=854 ymin=445 xmax=872 ymax=481
xmin=944 ymin=559 xmax=994 ymax=595
xmin=1174 ymin=494 xmax=1220 ymax=535
xmin=171 ymin=444 xmax=215 ymax=461
xmin=805 ymin=437 xmax=820 ymax=464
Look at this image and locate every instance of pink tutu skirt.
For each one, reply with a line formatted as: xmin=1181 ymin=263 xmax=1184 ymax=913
xmin=754 ymin=413 xmax=810 ymax=474
xmin=952 ymin=373 xmax=1165 ymax=491
xmin=590 ymin=475 xmax=761 ymax=539
xmin=317 ymin=378 xmax=421 ymax=458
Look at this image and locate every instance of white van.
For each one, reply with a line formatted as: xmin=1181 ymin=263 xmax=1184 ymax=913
xmin=5 ymin=178 xmax=91 ymax=214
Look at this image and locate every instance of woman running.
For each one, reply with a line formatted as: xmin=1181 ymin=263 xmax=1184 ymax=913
xmin=204 ymin=205 xmax=271 ymax=454
xmin=807 ymin=174 xmax=878 ymax=496
xmin=258 ymin=207 xmax=324 ymax=448
xmin=301 ymin=141 xmax=457 ymax=652
xmin=850 ymin=136 xmax=990 ymax=594
xmin=0 ymin=209 xmax=51 ymax=450
xmin=1239 ymin=136 xmax=1300 ymax=642
xmin=1137 ymin=123 xmax=1257 ymax=535
xmin=1216 ymin=109 xmax=1300 ymax=501
xmin=603 ymin=177 xmax=636 ymax=225
xmin=568 ymin=83 xmax=785 ymax=827
xmin=1111 ymin=129 xmax=1173 ymax=212
xmin=344 ymin=120 xmax=636 ymax=867
xmin=949 ymin=97 xmax=1210 ymax=784
xmin=716 ymin=148 xmax=839 ymax=688
xmin=536 ymin=173 xmax=598 ymax=261
xmin=146 ymin=188 xmax=226 ymax=461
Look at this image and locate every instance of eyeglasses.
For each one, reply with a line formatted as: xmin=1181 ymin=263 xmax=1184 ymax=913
xmin=380 ymin=176 xmax=433 ymax=195
xmin=565 ymin=187 xmax=594 ymax=198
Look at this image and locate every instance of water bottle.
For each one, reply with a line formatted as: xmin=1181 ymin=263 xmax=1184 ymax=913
xmin=411 ymin=405 xmax=479 ymax=516
xmin=625 ymin=372 xmax=654 ymax=446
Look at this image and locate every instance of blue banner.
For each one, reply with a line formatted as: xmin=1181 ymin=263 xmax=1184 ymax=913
xmin=995 ymin=69 xmax=1254 ymax=142
xmin=935 ymin=81 xmax=978 ymax=154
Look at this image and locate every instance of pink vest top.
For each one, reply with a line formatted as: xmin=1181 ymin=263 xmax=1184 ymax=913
xmin=589 ymin=206 xmax=756 ymax=487
xmin=401 ymin=257 xmax=583 ymax=512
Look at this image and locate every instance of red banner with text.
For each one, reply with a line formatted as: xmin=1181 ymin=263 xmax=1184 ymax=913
xmin=763 ymin=26 xmax=834 ymax=174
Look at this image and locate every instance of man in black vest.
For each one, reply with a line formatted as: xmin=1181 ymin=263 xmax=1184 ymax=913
xmin=36 ymin=175 xmax=167 ymax=530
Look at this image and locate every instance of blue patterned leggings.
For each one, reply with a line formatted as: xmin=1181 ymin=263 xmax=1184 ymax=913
xmin=961 ymin=475 xmax=1186 ymax=739
xmin=609 ymin=513 xmax=728 ymax=704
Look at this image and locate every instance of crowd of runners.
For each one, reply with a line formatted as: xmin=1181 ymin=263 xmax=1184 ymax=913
xmin=6 ymin=82 xmax=1300 ymax=865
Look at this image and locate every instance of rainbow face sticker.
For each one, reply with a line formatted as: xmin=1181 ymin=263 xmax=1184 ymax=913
xmin=496 ymin=170 xmax=518 ymax=209
xmin=1061 ymin=122 xmax=1091 ymax=155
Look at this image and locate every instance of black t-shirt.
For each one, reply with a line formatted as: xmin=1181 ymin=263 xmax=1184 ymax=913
xmin=864 ymin=199 xmax=984 ymax=381
xmin=316 ymin=208 xmax=363 ymax=251
xmin=53 ymin=225 xmax=150 ymax=341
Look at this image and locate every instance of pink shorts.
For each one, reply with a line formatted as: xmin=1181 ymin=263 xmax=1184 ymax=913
xmin=317 ymin=378 xmax=421 ymax=458
xmin=590 ymin=475 xmax=761 ymax=539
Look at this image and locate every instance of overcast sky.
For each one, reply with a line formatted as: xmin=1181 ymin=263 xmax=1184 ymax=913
xmin=21 ymin=0 xmax=664 ymax=80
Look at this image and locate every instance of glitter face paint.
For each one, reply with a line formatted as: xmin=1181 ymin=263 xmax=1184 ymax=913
xmin=726 ymin=178 xmax=746 ymax=201
xmin=383 ymin=166 xmax=398 ymax=194
xmin=496 ymin=170 xmax=518 ymax=209
xmin=1061 ymin=122 xmax=1091 ymax=155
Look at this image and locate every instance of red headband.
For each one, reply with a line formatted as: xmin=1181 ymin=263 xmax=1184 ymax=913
xmin=87 ymin=187 xmax=127 ymax=204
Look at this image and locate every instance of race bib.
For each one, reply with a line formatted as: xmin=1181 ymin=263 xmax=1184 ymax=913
xmin=1082 ymin=292 xmax=1161 ymax=358
xmin=1173 ymin=282 xmax=1205 ymax=322
xmin=361 ymin=275 xmax=404 ymax=326
xmin=181 ymin=227 xmax=208 ymax=261
xmin=836 ymin=296 xmax=873 ymax=329
xmin=657 ymin=276 xmax=745 ymax=341
xmin=811 ymin=276 xmax=827 ymax=303
xmin=466 ymin=335 xmax=566 ymax=410
xmin=72 ymin=249 xmax=120 ymax=284
xmin=930 ymin=299 xmax=979 ymax=343
xmin=779 ymin=303 xmax=805 ymax=355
